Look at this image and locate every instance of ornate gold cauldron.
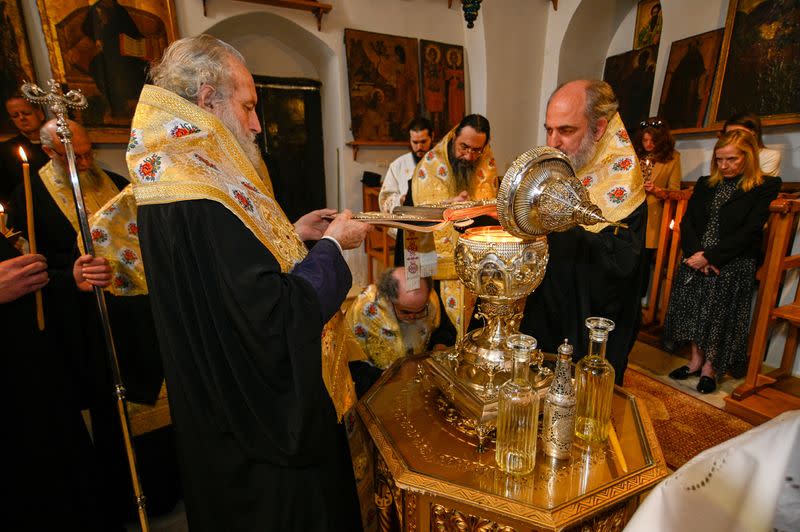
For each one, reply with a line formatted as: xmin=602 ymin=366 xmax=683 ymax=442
xmin=423 ymin=146 xmax=617 ymax=449
xmin=453 ymin=227 xmax=548 ymax=389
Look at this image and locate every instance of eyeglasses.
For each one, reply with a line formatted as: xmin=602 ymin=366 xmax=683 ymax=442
xmin=392 ymin=301 xmax=429 ymax=322
xmin=457 ymin=142 xmax=485 ymax=155
xmin=639 ymin=119 xmax=663 ymax=129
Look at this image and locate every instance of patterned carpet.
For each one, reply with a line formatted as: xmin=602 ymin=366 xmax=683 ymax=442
xmin=623 ymin=368 xmax=753 ymax=470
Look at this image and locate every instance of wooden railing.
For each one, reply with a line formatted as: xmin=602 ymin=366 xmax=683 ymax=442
xmin=641 ymin=188 xmax=694 ymax=328
xmin=640 ymin=187 xmax=800 ymax=423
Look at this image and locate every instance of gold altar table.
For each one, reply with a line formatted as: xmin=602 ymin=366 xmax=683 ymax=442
xmin=356 ymin=355 xmax=668 ymax=531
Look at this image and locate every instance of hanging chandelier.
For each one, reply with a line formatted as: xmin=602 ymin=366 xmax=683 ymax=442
xmin=461 ymin=0 xmax=482 ymax=28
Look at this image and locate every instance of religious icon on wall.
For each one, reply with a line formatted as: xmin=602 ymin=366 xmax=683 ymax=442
xmin=420 ymin=40 xmax=466 ymax=137
xmin=708 ymin=0 xmax=800 ymax=126
xmin=344 ymin=28 xmax=420 ymax=142
xmin=603 ymin=45 xmax=658 ymax=133
xmin=36 ymin=0 xmax=179 ymax=142
xmin=634 ymin=0 xmax=663 ymax=50
xmin=0 ymin=0 xmax=36 ymax=139
xmin=658 ymin=29 xmax=724 ymax=130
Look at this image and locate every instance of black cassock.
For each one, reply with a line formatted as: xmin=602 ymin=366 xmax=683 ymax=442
xmin=521 ymin=202 xmax=647 ymax=384
xmin=8 ymin=168 xmax=179 ymax=521
xmin=1 ymin=236 xmax=109 ymax=531
xmin=138 ymin=200 xmax=362 ymax=531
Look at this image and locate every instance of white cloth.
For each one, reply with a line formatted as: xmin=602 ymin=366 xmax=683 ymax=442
xmin=624 ymin=410 xmax=800 ymax=532
xmin=379 ymin=151 xmax=417 ymax=239
xmin=379 ymin=152 xmax=417 ymax=214
xmin=760 ymin=147 xmax=781 ymax=177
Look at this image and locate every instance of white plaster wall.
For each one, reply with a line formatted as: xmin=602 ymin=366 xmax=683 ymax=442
xmin=481 ymin=1 xmax=549 ymax=174
xmin=535 ymin=0 xmax=631 ymax=146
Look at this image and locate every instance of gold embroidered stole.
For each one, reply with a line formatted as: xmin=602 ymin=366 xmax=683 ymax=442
xmin=127 ymin=85 xmax=306 ymax=270
xmin=38 ymin=161 xmax=120 ymax=237
xmin=410 ymin=128 xmax=499 ymax=279
xmin=343 ymin=284 xmax=440 ymax=369
xmin=409 ymin=128 xmax=496 ymax=337
xmin=575 ymin=113 xmax=645 ymax=233
xmin=99 ymin=85 xmax=355 ymax=419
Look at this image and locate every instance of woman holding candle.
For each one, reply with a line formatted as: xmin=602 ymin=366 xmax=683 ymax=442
xmin=634 ymin=117 xmax=682 ymax=295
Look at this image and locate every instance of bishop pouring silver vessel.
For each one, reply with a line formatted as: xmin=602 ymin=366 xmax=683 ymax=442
xmin=421 ymin=146 xmax=618 ymax=451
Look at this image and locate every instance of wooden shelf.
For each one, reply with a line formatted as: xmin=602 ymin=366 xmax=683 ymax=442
xmin=673 ymin=117 xmax=799 ymax=137
xmin=228 ymin=0 xmax=332 ymax=30
xmin=671 ymin=125 xmax=723 ymax=136
xmin=346 ymin=140 xmax=408 ymax=161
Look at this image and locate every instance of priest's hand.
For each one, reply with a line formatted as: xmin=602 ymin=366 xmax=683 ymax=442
xmin=449 ymin=190 xmax=469 ymax=203
xmin=0 ymin=254 xmax=48 ymax=303
xmin=324 ymin=209 xmax=370 ymax=250
xmin=295 ymin=208 xmax=338 ymax=241
xmin=73 ymin=254 xmax=112 ymax=292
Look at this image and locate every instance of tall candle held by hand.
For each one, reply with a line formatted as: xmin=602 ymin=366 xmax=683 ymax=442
xmin=19 ymin=146 xmax=45 ymax=331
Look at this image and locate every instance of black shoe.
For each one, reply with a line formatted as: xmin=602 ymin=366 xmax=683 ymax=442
xmin=668 ymin=365 xmax=700 ymax=380
xmin=697 ymin=376 xmax=717 ymax=394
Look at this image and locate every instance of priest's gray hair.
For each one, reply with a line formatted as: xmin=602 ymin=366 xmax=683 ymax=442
xmin=39 ymin=124 xmax=56 ymax=149
xmin=584 ymin=80 xmax=618 ymax=134
xmin=39 ymin=118 xmax=84 ymax=150
xmin=149 ymin=34 xmax=246 ymax=104
xmin=377 ymin=268 xmax=431 ymax=302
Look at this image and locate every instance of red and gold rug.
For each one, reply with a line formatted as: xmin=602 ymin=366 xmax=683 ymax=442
xmin=623 ymin=369 xmax=753 ymax=469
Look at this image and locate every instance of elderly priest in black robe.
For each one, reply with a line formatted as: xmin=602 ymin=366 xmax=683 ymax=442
xmin=520 ymin=80 xmax=647 ymax=384
xmin=107 ymin=35 xmax=369 ymax=531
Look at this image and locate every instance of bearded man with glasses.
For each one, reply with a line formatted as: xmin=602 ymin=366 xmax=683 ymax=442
xmin=402 ymin=114 xmax=498 ymax=340
xmin=344 ymin=266 xmax=453 ymax=397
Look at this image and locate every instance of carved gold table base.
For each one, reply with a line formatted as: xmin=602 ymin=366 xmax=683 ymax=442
xmin=358 ymin=355 xmax=667 ymax=532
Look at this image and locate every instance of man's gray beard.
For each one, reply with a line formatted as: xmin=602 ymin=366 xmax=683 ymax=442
xmin=216 ymin=102 xmax=266 ymax=180
xmin=52 ymin=159 xmax=99 ymax=186
xmin=567 ymin=131 xmax=597 ymax=172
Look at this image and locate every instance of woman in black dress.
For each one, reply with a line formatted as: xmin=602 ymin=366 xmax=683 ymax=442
xmin=663 ymin=129 xmax=781 ymax=393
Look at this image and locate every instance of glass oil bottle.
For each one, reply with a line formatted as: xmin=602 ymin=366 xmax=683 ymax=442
xmin=574 ymin=317 xmax=615 ymax=444
xmin=495 ymin=333 xmax=539 ymax=475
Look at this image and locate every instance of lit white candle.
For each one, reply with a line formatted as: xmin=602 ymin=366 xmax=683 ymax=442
xmin=0 ymin=203 xmax=6 ymax=234
xmin=19 ymin=146 xmax=45 ymax=331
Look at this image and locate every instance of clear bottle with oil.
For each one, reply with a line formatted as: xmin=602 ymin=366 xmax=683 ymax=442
xmin=574 ymin=317 xmax=615 ymax=444
xmin=495 ymin=333 xmax=539 ymax=475
xmin=542 ymin=339 xmax=576 ymax=459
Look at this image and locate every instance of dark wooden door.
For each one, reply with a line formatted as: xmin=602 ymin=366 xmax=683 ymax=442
xmin=254 ymin=76 xmax=325 ymax=223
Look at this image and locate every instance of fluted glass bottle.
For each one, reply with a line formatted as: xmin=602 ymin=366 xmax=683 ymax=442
xmin=574 ymin=317 xmax=615 ymax=444
xmin=495 ymin=334 xmax=539 ymax=475
xmin=542 ymin=339 xmax=576 ymax=459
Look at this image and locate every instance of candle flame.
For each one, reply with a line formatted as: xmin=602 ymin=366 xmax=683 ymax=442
xmin=18 ymin=146 xmax=28 ymax=163
xmin=669 ymin=219 xmax=675 ymax=230
xmin=0 ymin=203 xmax=4 ymax=214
